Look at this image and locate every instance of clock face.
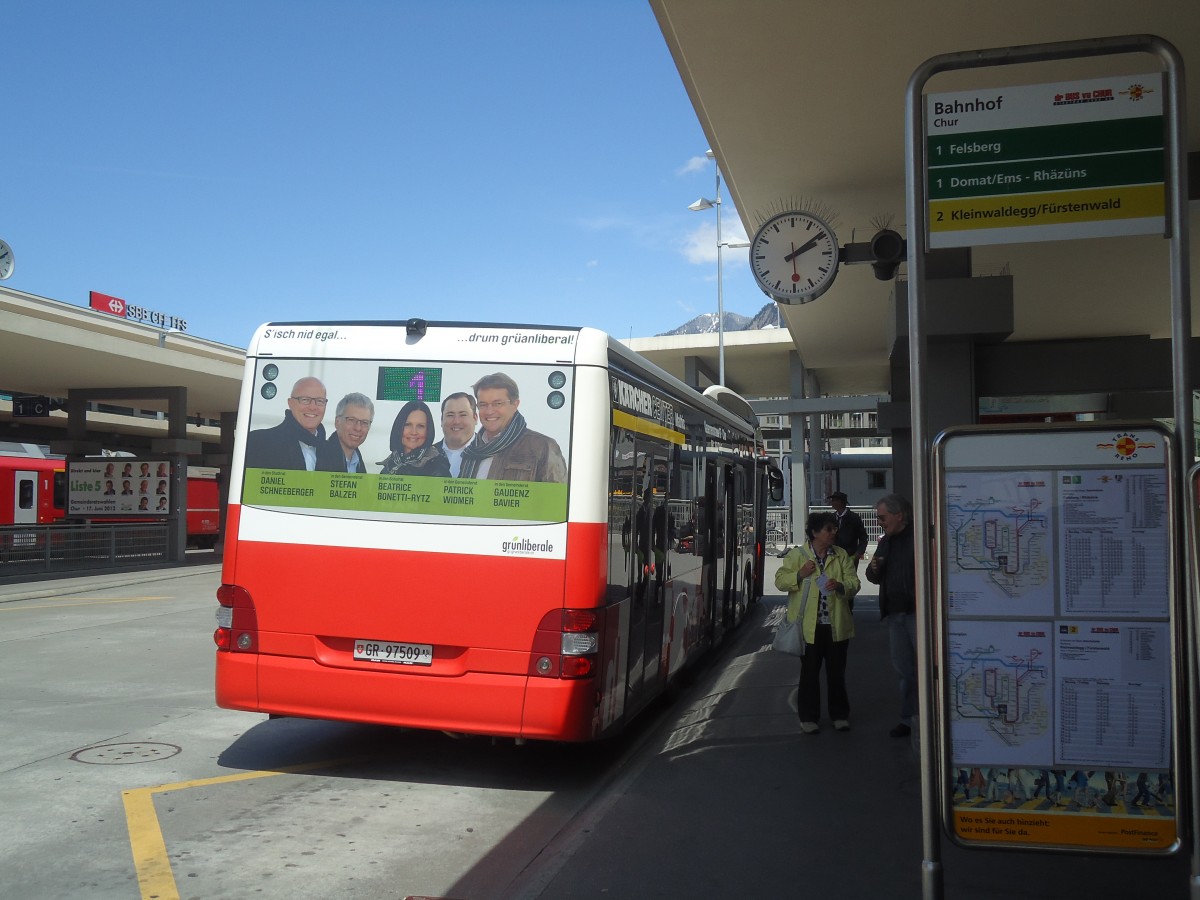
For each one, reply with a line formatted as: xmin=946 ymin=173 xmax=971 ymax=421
xmin=749 ymin=211 xmax=839 ymax=303
xmin=0 ymin=240 xmax=13 ymax=281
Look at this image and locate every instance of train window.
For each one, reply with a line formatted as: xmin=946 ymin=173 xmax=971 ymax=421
xmin=18 ymin=478 xmax=34 ymax=509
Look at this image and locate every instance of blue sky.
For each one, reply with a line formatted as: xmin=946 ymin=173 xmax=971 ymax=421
xmin=3 ymin=0 xmax=763 ymax=348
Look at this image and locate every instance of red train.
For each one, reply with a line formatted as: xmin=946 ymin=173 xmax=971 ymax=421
xmin=0 ymin=451 xmax=221 ymax=548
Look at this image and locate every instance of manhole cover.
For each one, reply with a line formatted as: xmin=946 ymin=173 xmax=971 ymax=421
xmin=70 ymin=742 xmax=182 ymax=765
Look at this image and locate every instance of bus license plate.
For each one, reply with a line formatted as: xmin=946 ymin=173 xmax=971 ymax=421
xmin=353 ymin=640 xmax=433 ymax=666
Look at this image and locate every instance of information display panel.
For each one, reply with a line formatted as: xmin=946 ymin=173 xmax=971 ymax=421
xmin=68 ymin=459 xmax=173 ymax=516
xmin=925 ymin=73 xmax=1165 ymax=248
xmin=933 ymin=423 xmax=1179 ymax=853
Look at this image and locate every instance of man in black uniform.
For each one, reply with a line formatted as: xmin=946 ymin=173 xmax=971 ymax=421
xmin=865 ymin=493 xmax=917 ymax=738
xmin=829 ymin=491 xmax=869 ymax=570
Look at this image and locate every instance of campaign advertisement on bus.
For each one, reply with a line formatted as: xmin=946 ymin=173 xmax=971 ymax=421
xmin=240 ymin=356 xmax=573 ymax=525
xmin=68 ymin=459 xmax=172 ymax=515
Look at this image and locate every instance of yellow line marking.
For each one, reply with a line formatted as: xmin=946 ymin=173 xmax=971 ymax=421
xmin=612 ymin=409 xmax=684 ymax=445
xmin=0 ymin=596 xmax=170 ymax=611
xmin=123 ymin=757 xmax=366 ymax=900
xmin=122 ymin=788 xmax=180 ymax=900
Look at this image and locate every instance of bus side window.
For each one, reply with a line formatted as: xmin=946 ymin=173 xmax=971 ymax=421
xmin=669 ymin=446 xmax=696 ymax=555
xmin=609 ymin=428 xmax=638 ymax=598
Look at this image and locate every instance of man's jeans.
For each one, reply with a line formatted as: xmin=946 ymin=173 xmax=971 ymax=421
xmin=888 ymin=611 xmax=918 ymax=725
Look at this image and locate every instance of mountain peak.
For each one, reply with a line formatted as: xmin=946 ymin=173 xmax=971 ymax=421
xmin=657 ymin=302 xmax=781 ymax=336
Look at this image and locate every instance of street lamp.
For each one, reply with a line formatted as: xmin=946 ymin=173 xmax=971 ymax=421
xmin=689 ymin=150 xmax=748 ymax=386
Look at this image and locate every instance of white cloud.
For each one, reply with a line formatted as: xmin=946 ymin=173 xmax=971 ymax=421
xmin=683 ymin=221 xmax=718 ymax=264
xmin=725 ymin=220 xmax=750 ymax=251
xmin=681 ymin=214 xmax=750 ymax=266
xmin=677 ymin=155 xmax=709 ymax=176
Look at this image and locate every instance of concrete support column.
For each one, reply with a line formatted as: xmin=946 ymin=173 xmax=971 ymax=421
xmin=879 ymin=254 xmax=1012 ymax=503
xmin=157 ymin=387 xmax=190 ymax=563
xmin=683 ymin=353 xmax=718 ymax=390
xmin=806 ymin=369 xmax=825 ymax=504
xmin=788 ymin=351 xmax=807 ymax=544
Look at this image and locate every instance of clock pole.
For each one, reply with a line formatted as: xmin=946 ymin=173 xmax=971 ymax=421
xmin=689 ymin=150 xmax=748 ymax=386
xmin=714 ymin=159 xmax=724 ymax=385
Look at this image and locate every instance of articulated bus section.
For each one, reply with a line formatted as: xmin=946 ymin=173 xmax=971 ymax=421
xmin=216 ymin=321 xmax=779 ymax=742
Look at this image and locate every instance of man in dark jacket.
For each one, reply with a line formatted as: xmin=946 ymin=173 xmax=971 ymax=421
xmin=315 ymin=393 xmax=374 ymax=474
xmin=829 ymin=491 xmax=869 ymax=569
xmin=460 ymin=372 xmax=566 ymax=483
xmin=245 ymin=376 xmax=328 ymax=471
xmin=864 ymin=493 xmax=917 ymax=738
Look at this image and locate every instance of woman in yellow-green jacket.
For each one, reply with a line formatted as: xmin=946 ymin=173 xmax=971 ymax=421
xmin=774 ymin=511 xmax=860 ymax=734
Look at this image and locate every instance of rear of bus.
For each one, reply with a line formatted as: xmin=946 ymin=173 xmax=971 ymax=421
xmin=215 ymin=321 xmax=613 ymax=741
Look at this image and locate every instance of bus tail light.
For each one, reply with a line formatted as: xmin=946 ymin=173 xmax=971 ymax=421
xmin=561 ymin=631 xmax=598 ymax=655
xmin=532 ymin=608 xmax=602 ymax=679
xmin=214 ymin=583 xmax=258 ymax=652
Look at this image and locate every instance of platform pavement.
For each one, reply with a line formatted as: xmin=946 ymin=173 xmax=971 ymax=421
xmin=2 ymin=555 xmax=1191 ymax=897
xmin=0 ymin=558 xmax=222 ymax=603
xmin=522 ymin=554 xmax=1192 ymax=900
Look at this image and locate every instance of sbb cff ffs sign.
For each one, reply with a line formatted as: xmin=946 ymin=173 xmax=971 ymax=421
xmin=89 ymin=291 xmax=187 ymax=332
xmin=90 ymin=291 xmax=126 ymax=316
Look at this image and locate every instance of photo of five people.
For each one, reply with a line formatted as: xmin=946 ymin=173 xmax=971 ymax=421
xmin=245 ymin=368 xmax=568 ymax=484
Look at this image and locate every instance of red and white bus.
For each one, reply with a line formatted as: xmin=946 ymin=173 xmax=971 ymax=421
xmin=215 ymin=321 xmax=782 ymax=742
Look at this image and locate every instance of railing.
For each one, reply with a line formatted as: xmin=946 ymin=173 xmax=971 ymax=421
xmin=764 ymin=506 xmax=791 ymax=555
xmin=0 ymin=523 xmax=170 ymax=578
xmin=764 ymin=505 xmax=883 ymax=554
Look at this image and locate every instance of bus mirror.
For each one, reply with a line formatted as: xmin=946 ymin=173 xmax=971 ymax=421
xmin=767 ymin=468 xmax=785 ymax=503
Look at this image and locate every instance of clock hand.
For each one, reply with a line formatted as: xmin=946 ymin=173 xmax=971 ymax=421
xmin=790 ymin=243 xmax=800 ymax=282
xmin=784 ymin=235 xmax=821 ymax=262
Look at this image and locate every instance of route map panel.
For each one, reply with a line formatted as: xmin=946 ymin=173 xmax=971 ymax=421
xmin=935 ymin=424 xmax=1178 ymax=853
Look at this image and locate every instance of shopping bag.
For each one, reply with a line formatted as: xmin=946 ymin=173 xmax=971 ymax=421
xmin=772 ymin=616 xmax=805 ymax=656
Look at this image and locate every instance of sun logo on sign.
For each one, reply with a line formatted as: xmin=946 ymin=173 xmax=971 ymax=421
xmin=1120 ymin=83 xmax=1154 ymax=102
xmin=1113 ymin=433 xmax=1138 ymax=461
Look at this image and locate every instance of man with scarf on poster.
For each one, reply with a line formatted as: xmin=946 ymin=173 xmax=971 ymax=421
xmin=245 ymin=376 xmax=328 ymax=471
xmin=459 ymin=372 xmax=567 ymax=483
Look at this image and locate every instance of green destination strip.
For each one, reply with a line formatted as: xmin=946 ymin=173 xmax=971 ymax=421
xmin=243 ymin=468 xmax=567 ymax=522
xmin=928 ymin=149 xmax=1163 ymax=200
xmin=928 ymin=116 xmax=1163 ymax=167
